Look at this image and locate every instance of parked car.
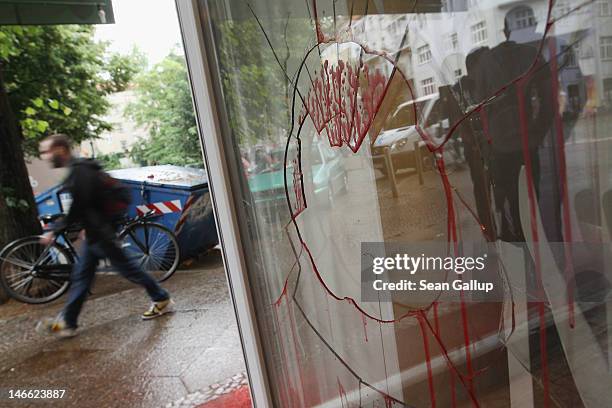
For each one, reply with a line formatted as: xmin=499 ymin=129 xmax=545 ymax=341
xmin=371 ymin=93 xmax=446 ymax=176
xmin=248 ymin=141 xmax=348 ymax=210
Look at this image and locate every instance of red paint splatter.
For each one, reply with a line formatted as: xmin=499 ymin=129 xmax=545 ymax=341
xmin=292 ymin=157 xmax=306 ymax=216
xmin=246 ymin=0 xmax=567 ymax=405
xmin=479 ymin=107 xmax=492 ymax=145
xmin=362 ymin=314 xmax=368 ymax=342
xmin=547 ymin=36 xmax=575 ymax=329
xmin=273 ymin=305 xmax=295 ymax=407
xmin=337 ymin=378 xmax=349 ymax=407
xmin=433 ymin=303 xmax=457 ymax=407
xmin=418 ymin=312 xmax=436 ymax=408
xmin=288 ymin=301 xmax=307 ymax=406
xmin=459 ymin=291 xmax=476 ymax=400
xmin=517 ymin=79 xmax=550 ymax=408
xmin=300 ymin=58 xmax=387 ymax=153
xmin=311 ymin=0 xmax=325 ymax=43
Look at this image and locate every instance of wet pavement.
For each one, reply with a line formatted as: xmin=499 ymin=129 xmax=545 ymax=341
xmin=0 ymin=249 xmax=247 ymax=408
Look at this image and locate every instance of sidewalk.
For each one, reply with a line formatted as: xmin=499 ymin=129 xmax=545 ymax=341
xmin=0 ymin=250 xmax=247 ymax=408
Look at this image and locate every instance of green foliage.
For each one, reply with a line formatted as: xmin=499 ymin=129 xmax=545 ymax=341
xmin=101 ymin=47 xmax=147 ymax=94
xmin=217 ymin=18 xmax=313 ymax=147
xmin=126 ymin=52 xmax=202 ymax=167
xmin=97 ymin=152 xmax=124 ymax=170
xmin=0 ymin=186 xmax=29 ymax=212
xmin=0 ymin=25 xmax=143 ymax=156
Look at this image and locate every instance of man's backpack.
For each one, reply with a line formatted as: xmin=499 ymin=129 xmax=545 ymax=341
xmin=99 ymin=171 xmax=132 ymax=220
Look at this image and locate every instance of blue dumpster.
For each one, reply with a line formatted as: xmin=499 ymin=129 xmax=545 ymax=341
xmin=35 ymin=165 xmax=218 ymax=260
xmin=36 ymin=185 xmax=72 ymax=216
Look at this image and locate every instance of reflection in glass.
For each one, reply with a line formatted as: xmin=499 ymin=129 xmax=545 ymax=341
xmin=199 ymin=0 xmax=612 ymax=405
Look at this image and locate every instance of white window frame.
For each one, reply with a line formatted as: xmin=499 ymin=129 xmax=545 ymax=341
xmin=514 ymin=8 xmax=536 ymax=29
xmin=421 ymin=77 xmax=436 ymax=96
xmin=175 ymin=1 xmax=274 ymax=406
xmin=555 ymin=1 xmax=571 ymax=18
xmin=471 ymin=21 xmax=487 ymax=44
xmin=601 ymin=36 xmax=612 ymax=60
xmin=600 ymin=0 xmax=612 ymax=16
xmin=417 ymin=44 xmax=432 ymax=65
xmin=446 ymin=32 xmax=458 ymax=51
xmin=561 ymin=45 xmax=577 ymax=67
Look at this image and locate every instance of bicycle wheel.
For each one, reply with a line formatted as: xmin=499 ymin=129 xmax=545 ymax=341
xmin=119 ymin=222 xmax=180 ymax=282
xmin=0 ymin=237 xmax=73 ymax=304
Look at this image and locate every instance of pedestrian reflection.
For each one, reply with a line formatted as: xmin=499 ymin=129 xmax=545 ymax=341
xmin=443 ymin=13 xmax=552 ymax=243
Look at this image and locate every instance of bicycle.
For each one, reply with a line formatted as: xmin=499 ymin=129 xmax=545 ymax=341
xmin=0 ymin=211 xmax=180 ymax=304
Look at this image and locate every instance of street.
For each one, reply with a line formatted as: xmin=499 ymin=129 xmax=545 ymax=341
xmin=0 ymin=249 xmax=247 ymax=408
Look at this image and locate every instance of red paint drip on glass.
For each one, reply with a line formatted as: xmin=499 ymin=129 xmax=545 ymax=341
xmin=517 ymin=79 xmax=550 ymax=408
xmin=362 ymin=314 xmax=368 ymax=342
xmin=418 ymin=312 xmax=436 ymax=408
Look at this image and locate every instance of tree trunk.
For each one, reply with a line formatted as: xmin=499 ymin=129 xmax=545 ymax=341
xmin=0 ymin=63 xmax=41 ymax=303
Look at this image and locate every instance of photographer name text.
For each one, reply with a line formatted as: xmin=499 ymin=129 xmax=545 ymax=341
xmin=370 ymin=253 xmax=494 ymax=293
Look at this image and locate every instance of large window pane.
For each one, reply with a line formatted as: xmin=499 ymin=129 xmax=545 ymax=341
xmin=196 ymin=0 xmax=612 ymax=405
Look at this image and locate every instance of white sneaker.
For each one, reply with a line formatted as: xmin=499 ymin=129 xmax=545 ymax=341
xmin=36 ymin=318 xmax=78 ymax=338
xmin=142 ymin=299 xmax=174 ymax=320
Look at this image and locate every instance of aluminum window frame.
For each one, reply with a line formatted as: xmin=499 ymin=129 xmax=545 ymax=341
xmin=174 ymin=1 xmax=273 ymax=406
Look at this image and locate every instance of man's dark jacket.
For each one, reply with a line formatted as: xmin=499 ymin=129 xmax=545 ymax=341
xmin=54 ymin=159 xmax=115 ymax=243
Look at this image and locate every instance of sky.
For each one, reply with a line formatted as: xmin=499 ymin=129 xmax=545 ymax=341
xmin=93 ymin=0 xmax=183 ymax=66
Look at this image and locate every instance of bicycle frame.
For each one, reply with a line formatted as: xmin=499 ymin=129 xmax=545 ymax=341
xmin=30 ymin=210 xmax=161 ymax=282
xmin=28 ymin=232 xmax=77 ymax=282
xmin=118 ymin=210 xmax=159 ymax=255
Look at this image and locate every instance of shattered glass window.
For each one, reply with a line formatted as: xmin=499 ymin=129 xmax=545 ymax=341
xmin=195 ymin=0 xmax=612 ymax=405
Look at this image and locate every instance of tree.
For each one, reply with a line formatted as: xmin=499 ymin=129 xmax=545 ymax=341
xmin=0 ymin=62 xmax=41 ymax=272
xmin=1 ymin=26 xmax=140 ymax=156
xmin=97 ymin=152 xmax=124 ymax=170
xmin=0 ymin=25 xmax=139 ymax=255
xmin=101 ymin=47 xmax=147 ymax=94
xmin=126 ymin=52 xmax=203 ymax=167
xmin=216 ymin=18 xmax=313 ymax=148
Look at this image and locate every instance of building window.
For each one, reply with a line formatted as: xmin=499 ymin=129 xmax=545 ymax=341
xmin=578 ymin=43 xmax=593 ymax=58
xmin=561 ymin=45 xmax=577 ymax=67
xmin=421 ymin=77 xmax=436 ymax=95
xmin=600 ymin=0 xmax=612 ymax=16
xmin=417 ymin=44 xmax=432 ymax=64
xmin=454 ymin=68 xmax=463 ymax=79
xmin=471 ymin=21 xmax=487 ymax=44
xmin=513 ymin=7 xmax=536 ymax=29
xmin=555 ymin=1 xmax=571 ymax=18
xmin=600 ymin=36 xmax=612 ymax=60
xmin=446 ymin=33 xmax=459 ymax=50
xmin=604 ymin=78 xmax=612 ymax=102
xmin=389 ymin=18 xmax=406 ymax=35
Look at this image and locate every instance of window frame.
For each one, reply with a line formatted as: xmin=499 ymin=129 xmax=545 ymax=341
xmin=417 ymin=44 xmax=432 ymax=65
xmin=471 ymin=21 xmax=487 ymax=45
xmin=421 ymin=77 xmax=436 ymax=96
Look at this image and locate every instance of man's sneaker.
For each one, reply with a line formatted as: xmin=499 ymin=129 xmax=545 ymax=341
xmin=35 ymin=318 xmax=78 ymax=338
xmin=142 ymin=299 xmax=174 ymax=320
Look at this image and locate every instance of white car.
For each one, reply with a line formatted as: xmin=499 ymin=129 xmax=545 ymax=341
xmin=371 ymin=93 xmax=446 ymax=175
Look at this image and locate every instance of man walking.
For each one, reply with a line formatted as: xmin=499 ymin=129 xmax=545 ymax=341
xmin=36 ymin=134 xmax=173 ymax=338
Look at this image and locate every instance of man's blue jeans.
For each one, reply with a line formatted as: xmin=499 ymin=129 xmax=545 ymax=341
xmin=62 ymin=239 xmax=170 ymax=328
